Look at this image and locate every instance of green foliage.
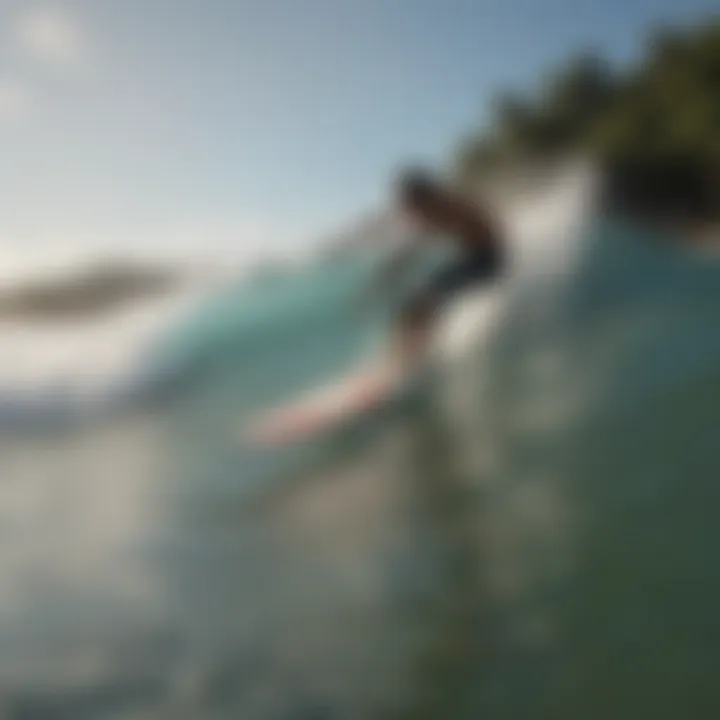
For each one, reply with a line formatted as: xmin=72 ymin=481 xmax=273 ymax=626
xmin=456 ymin=19 xmax=720 ymax=217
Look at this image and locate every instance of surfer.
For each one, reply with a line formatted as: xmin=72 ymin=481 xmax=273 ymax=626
xmin=386 ymin=168 xmax=505 ymax=369
xmin=244 ymin=168 xmax=506 ymax=445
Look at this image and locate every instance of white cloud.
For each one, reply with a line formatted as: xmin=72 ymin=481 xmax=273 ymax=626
xmin=14 ymin=5 xmax=84 ymax=69
xmin=0 ymin=79 xmax=31 ymax=122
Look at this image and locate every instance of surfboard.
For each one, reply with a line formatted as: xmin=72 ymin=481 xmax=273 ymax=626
xmin=243 ymin=358 xmax=406 ymax=447
xmin=242 ymin=289 xmax=502 ymax=448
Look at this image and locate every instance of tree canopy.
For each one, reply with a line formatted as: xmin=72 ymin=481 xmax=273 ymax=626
xmin=456 ymin=19 xmax=720 ymax=220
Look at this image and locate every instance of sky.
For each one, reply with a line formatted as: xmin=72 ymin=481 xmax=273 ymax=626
xmin=0 ymin=0 xmax=717 ymax=264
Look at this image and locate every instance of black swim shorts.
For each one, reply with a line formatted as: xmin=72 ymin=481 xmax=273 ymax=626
xmin=423 ymin=245 xmax=503 ymax=304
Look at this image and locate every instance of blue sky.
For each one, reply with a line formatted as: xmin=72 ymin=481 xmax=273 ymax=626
xmin=0 ymin=0 xmax=716 ymax=261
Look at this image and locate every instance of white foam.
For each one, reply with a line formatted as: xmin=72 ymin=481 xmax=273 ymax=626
xmin=0 ymin=282 xmax=212 ymax=396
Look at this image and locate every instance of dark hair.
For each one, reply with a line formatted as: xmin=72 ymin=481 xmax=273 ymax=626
xmin=397 ymin=167 xmax=442 ymax=206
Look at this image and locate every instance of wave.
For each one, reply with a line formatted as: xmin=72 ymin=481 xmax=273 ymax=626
xmin=0 ymin=163 xmax=603 ymax=434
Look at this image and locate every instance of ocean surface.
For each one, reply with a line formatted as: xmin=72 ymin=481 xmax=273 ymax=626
xmin=1 ymin=170 xmax=720 ymax=718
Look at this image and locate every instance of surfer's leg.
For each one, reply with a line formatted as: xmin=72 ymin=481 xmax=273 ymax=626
xmin=393 ymin=249 xmax=504 ymax=368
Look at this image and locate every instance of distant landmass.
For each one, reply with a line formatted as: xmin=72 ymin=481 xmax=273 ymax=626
xmin=0 ymin=260 xmax=185 ymax=322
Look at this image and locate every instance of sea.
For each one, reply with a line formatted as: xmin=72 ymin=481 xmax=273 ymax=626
xmin=1 ymin=166 xmax=719 ymax=719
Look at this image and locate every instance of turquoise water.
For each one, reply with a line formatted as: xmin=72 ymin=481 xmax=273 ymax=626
xmin=0 ymin=241 xmax=474 ymax=719
xmin=147 ymin=244 xmax=457 ymax=496
xmin=2 ymin=214 xmax=720 ymax=718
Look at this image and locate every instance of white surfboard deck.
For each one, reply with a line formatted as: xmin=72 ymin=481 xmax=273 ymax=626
xmin=243 ymin=288 xmax=501 ymax=448
xmin=243 ymin=357 xmax=405 ymax=447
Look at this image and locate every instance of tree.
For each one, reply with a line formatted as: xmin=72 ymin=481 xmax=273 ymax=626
xmin=455 ymin=18 xmax=720 ymax=219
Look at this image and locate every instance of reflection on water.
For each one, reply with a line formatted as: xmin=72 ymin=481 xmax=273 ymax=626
xmin=0 ymin=386 xmax=487 ymax=719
